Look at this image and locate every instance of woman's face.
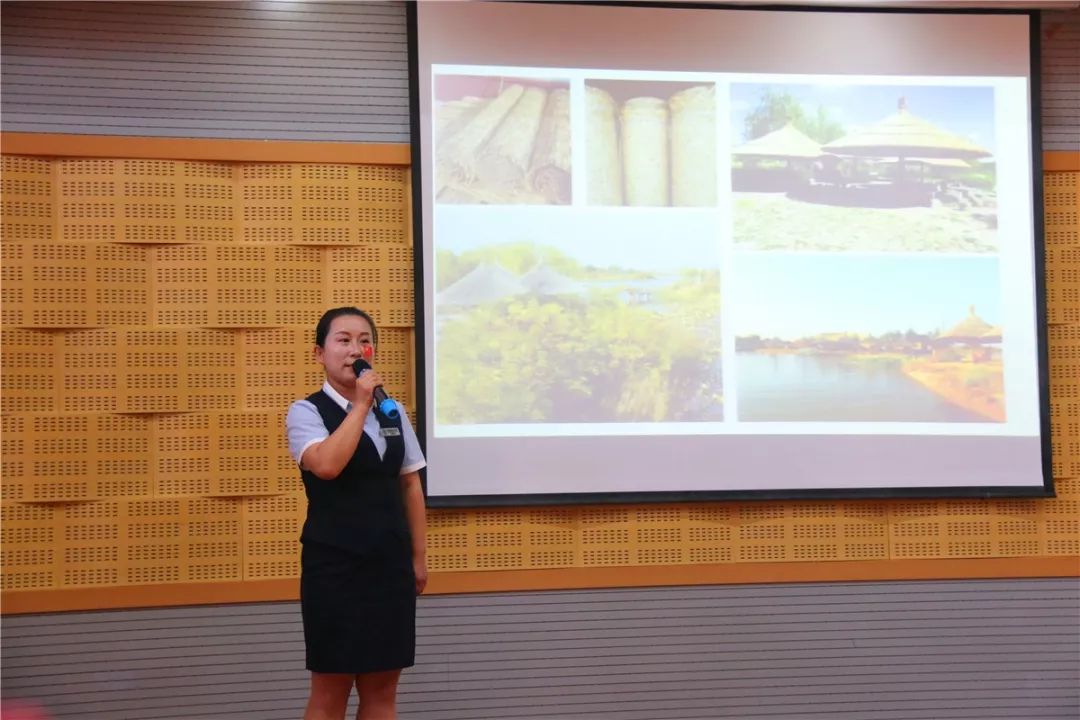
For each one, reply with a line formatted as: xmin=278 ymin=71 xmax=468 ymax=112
xmin=315 ymin=314 xmax=375 ymax=390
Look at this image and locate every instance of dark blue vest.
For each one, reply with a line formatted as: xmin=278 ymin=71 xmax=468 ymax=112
xmin=300 ymin=390 xmax=410 ymax=556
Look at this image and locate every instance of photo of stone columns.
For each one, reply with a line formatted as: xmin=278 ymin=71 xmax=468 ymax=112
xmin=586 ymin=80 xmax=718 ymax=207
xmin=434 ymin=75 xmax=571 ymax=205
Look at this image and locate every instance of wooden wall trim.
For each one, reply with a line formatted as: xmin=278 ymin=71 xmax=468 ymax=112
xmin=1 ymin=132 xmax=1076 ymax=170
xmin=3 ymin=556 xmax=1076 ymax=615
xmin=0 ymin=132 xmax=411 ymax=165
xmin=1044 ymin=151 xmax=1080 ymax=171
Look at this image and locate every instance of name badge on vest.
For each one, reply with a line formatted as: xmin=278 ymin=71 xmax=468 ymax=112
xmin=379 ymin=427 xmax=401 ymax=437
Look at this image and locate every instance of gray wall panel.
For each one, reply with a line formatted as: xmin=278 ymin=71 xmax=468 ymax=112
xmin=0 ymin=0 xmax=410 ymax=142
xmin=2 ymin=3 xmax=1076 ymax=148
xmin=1041 ymin=10 xmax=1080 ymax=151
xmin=3 ymin=579 xmax=1078 ymax=719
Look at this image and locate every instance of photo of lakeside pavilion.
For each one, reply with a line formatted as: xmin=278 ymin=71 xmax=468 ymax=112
xmin=731 ymin=84 xmax=998 ymax=253
xmin=732 ymin=254 xmax=1005 ymax=422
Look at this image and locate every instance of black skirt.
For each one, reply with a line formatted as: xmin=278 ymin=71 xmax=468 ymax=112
xmin=300 ymin=540 xmax=416 ymax=674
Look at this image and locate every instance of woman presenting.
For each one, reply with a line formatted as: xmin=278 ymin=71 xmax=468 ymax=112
xmin=286 ymin=307 xmax=427 ymax=720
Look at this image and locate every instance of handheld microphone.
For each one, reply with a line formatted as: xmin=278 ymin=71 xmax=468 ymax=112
xmin=352 ymin=347 xmax=400 ymax=420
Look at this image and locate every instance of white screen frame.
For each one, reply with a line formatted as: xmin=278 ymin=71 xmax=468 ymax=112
xmin=408 ymin=2 xmax=1053 ymax=506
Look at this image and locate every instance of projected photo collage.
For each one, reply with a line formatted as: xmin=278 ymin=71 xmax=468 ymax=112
xmin=432 ymin=70 xmax=1007 ymax=429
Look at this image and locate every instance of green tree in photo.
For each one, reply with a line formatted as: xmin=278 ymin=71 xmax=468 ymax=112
xmin=435 ymin=248 xmax=470 ymax=291
xmin=744 ymin=89 xmax=845 ymax=144
xmin=745 ymin=90 xmax=804 ymax=140
xmin=802 ymin=104 xmax=846 ymax=145
xmin=436 ymin=288 xmax=721 ymax=424
xmin=656 ymin=270 xmax=722 ymax=328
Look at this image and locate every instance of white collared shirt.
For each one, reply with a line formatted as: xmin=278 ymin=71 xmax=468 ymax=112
xmin=285 ymin=381 xmax=426 ymax=475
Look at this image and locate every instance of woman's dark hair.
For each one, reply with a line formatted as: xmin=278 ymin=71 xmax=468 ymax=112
xmin=314 ymin=307 xmax=378 ymax=347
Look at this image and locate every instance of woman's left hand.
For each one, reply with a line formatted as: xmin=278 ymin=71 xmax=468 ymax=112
xmin=414 ymin=556 xmax=428 ymax=595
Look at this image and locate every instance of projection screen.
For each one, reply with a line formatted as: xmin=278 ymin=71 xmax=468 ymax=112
xmin=410 ymin=1 xmax=1052 ymax=505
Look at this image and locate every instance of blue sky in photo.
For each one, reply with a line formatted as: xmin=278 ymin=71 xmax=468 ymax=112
xmin=730 ymin=83 xmax=997 ymax=153
xmin=731 ymin=253 xmax=1002 ymax=339
xmin=435 ymin=206 xmax=722 ymax=273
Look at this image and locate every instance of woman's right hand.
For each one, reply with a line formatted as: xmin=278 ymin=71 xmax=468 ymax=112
xmin=352 ymin=369 xmax=383 ymax=412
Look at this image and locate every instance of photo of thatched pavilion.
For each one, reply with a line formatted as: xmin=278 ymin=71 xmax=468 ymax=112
xmin=932 ymin=305 xmax=1003 ymax=363
xmin=824 ymin=97 xmax=992 ymax=160
xmin=731 ymin=122 xmax=823 ymax=192
xmin=820 ymin=96 xmax=994 ymax=207
xmin=436 ymin=262 xmax=527 ymax=307
xmin=520 ymin=263 xmax=586 ymax=297
xmin=731 ymin=84 xmax=1000 ymax=252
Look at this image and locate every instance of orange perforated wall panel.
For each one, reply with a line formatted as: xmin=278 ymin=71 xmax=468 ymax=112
xmin=0 ymin=135 xmax=1077 ymax=614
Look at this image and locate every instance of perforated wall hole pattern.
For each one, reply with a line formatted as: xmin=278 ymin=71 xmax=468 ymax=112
xmin=0 ymin=157 xmax=1075 ymax=596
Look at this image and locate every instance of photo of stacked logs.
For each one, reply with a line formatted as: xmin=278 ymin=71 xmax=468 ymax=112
xmin=435 ymin=77 xmax=571 ymax=205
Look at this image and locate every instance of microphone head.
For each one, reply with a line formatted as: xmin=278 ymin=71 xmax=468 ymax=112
xmin=361 ymin=345 xmax=374 ymax=361
xmin=352 ymin=358 xmax=372 ymax=376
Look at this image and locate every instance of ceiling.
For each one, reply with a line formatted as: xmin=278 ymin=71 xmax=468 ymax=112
xmin=712 ymin=1 xmax=1079 ymax=8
